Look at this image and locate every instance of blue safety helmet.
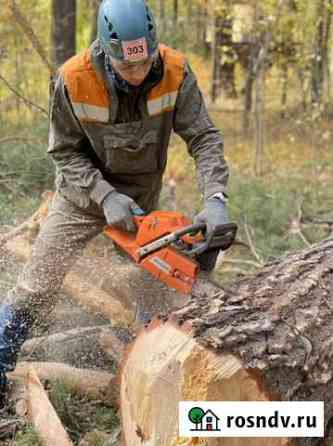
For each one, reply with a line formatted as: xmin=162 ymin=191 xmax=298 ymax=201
xmin=97 ymin=0 xmax=158 ymax=62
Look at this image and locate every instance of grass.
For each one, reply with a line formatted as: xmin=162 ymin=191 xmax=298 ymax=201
xmin=0 ymin=119 xmax=53 ymax=200
xmin=11 ymin=381 xmax=119 ymax=446
xmin=14 ymin=425 xmax=42 ymax=446
xmin=47 ymin=379 xmax=119 ymax=444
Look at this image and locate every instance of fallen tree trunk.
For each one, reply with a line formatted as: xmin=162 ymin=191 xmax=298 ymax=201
xmin=120 ymin=238 xmax=333 ymax=446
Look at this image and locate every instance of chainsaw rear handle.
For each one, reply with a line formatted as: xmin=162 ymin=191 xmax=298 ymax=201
xmin=186 ymin=222 xmax=238 ymax=257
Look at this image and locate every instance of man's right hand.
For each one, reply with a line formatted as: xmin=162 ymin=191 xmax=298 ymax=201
xmin=102 ymin=190 xmax=144 ymax=232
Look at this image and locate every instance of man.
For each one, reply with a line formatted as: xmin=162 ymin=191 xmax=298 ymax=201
xmin=0 ymin=0 xmax=229 ymax=402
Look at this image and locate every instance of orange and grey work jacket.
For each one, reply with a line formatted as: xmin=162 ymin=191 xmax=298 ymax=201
xmin=48 ymin=40 xmax=229 ymax=212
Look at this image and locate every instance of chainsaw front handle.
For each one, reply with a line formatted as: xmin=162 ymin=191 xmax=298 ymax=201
xmin=187 ymin=222 xmax=238 ymax=257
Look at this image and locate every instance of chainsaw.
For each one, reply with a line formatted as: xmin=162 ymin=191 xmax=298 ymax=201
xmin=104 ymin=211 xmax=237 ymax=295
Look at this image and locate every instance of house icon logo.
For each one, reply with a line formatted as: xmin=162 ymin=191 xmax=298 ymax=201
xmin=188 ymin=407 xmax=221 ymax=432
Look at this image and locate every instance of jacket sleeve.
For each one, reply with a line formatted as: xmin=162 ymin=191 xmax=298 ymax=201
xmin=48 ymin=73 xmax=114 ymax=205
xmin=173 ymin=63 xmax=229 ymax=201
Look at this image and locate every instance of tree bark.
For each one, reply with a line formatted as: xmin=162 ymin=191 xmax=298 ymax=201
xmin=121 ymin=238 xmax=333 ymax=445
xmin=51 ymin=0 xmax=76 ymax=68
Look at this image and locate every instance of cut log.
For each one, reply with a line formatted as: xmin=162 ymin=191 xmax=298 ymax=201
xmin=9 ymin=361 xmax=117 ymax=402
xmin=120 ymin=238 xmax=333 ymax=446
xmin=25 ymin=366 xmax=74 ymax=446
xmin=22 ymin=325 xmax=112 ymax=355
xmin=22 ymin=325 xmax=132 ymax=368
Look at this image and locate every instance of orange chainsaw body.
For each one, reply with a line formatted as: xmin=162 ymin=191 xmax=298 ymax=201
xmin=104 ymin=211 xmax=201 ymax=294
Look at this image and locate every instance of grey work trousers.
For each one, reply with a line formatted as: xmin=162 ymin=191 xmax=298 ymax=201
xmin=8 ymin=193 xmax=106 ymax=321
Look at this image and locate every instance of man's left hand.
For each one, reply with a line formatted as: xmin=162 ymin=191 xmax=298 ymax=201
xmin=194 ymin=197 xmax=229 ymax=237
xmin=194 ymin=197 xmax=229 ymax=271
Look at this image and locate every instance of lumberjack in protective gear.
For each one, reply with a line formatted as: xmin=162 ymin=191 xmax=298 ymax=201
xmin=0 ymin=0 xmax=230 ymax=401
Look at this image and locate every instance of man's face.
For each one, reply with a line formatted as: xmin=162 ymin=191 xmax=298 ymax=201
xmin=110 ymin=57 xmax=153 ymax=86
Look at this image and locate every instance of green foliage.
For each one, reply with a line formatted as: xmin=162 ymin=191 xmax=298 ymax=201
xmin=47 ymin=379 xmax=119 ymax=443
xmin=47 ymin=379 xmax=74 ymax=421
xmin=0 ymin=120 xmax=54 ymax=197
xmin=15 ymin=424 xmax=42 ymax=446
xmin=0 ymin=191 xmax=41 ymax=226
xmin=94 ymin=405 xmax=119 ymax=432
xmin=229 ymin=174 xmax=329 ymax=261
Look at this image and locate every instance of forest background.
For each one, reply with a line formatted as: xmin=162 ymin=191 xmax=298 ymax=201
xmin=0 ymin=0 xmax=332 ymax=279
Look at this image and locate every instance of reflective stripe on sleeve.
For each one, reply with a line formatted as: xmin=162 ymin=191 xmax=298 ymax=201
xmin=147 ymin=91 xmax=178 ymax=116
xmin=72 ymin=102 xmax=109 ymax=123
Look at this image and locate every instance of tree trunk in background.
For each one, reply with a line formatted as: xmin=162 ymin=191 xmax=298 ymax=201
xmin=187 ymin=0 xmax=192 ymax=22
xmin=280 ymin=63 xmax=288 ymax=118
xmin=254 ymin=28 xmax=271 ymax=177
xmin=242 ymin=3 xmax=260 ymax=133
xmin=242 ymin=52 xmax=255 ymax=132
xmin=211 ymin=13 xmax=223 ymax=102
xmin=323 ymin=0 xmax=332 ymax=103
xmin=173 ymin=0 xmax=178 ymax=24
xmin=51 ymin=0 xmax=76 ymax=68
xmin=197 ymin=0 xmax=210 ymax=55
xmin=202 ymin=0 xmax=210 ymax=56
xmin=220 ymin=12 xmax=237 ymax=98
xmin=254 ymin=57 xmax=265 ymax=177
xmin=186 ymin=0 xmax=193 ymax=46
xmin=90 ymin=0 xmax=101 ymax=44
xmin=211 ymin=4 xmax=237 ymax=102
xmin=310 ymin=0 xmax=332 ymax=105
xmin=159 ymin=0 xmax=166 ymax=36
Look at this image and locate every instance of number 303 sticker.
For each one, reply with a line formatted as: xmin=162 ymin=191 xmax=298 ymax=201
xmin=122 ymin=38 xmax=149 ymax=61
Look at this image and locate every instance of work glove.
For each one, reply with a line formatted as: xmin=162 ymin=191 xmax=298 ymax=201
xmin=194 ymin=196 xmax=229 ymax=271
xmin=194 ymin=196 xmax=229 ymax=236
xmin=102 ymin=190 xmax=144 ymax=232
